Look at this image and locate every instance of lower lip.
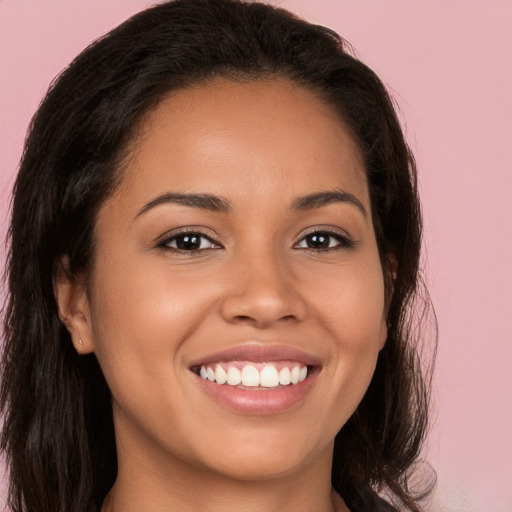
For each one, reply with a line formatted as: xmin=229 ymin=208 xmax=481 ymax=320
xmin=194 ymin=369 xmax=318 ymax=415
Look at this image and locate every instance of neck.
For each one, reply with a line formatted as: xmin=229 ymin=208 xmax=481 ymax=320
xmin=104 ymin=479 xmax=347 ymax=512
xmin=102 ymin=428 xmax=348 ymax=512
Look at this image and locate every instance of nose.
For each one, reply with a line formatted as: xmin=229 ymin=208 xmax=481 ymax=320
xmin=220 ymin=251 xmax=306 ymax=329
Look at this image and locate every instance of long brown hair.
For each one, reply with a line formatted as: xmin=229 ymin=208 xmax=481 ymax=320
xmin=1 ymin=1 xmax=436 ymax=511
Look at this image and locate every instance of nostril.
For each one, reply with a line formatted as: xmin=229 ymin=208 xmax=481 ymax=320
xmin=234 ymin=315 xmax=252 ymax=321
xmin=230 ymin=313 xmax=299 ymax=328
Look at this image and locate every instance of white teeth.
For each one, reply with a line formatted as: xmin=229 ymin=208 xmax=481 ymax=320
xmin=226 ymin=366 xmax=242 ymax=386
xmin=198 ymin=363 xmax=309 ymax=387
xmin=206 ymin=367 xmax=216 ymax=382
xmin=279 ymin=367 xmax=291 ymax=385
xmin=241 ymin=365 xmax=260 ymax=386
xmin=260 ymin=365 xmax=279 ymax=387
xmin=290 ymin=365 xmax=300 ymax=384
xmin=215 ymin=365 xmax=227 ymax=384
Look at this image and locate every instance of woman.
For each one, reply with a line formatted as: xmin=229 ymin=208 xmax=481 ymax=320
xmin=0 ymin=1 xmax=435 ymax=511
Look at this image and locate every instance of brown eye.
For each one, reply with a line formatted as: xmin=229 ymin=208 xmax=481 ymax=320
xmin=160 ymin=232 xmax=220 ymax=251
xmin=304 ymin=233 xmax=331 ymax=249
xmin=295 ymin=231 xmax=354 ymax=251
xmin=174 ymin=234 xmax=202 ymax=250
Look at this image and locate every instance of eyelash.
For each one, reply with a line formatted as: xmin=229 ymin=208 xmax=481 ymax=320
xmin=294 ymin=228 xmax=355 ymax=252
xmin=157 ymin=227 xmax=355 ymax=254
xmin=158 ymin=228 xmax=220 ymax=253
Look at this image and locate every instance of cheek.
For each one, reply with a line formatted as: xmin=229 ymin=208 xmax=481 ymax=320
xmin=307 ymin=256 xmax=386 ymax=344
xmin=307 ymin=259 xmax=386 ymax=410
xmin=86 ymin=255 xmax=215 ymax=401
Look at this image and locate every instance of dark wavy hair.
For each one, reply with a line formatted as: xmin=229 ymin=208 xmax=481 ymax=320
xmin=1 ymin=1 xmax=436 ymax=511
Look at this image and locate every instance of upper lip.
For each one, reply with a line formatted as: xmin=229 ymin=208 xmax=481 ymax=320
xmin=189 ymin=343 xmax=322 ymax=368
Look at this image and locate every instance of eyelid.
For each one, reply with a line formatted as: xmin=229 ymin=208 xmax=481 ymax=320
xmin=294 ymin=225 xmax=355 ymax=250
xmin=157 ymin=227 xmax=223 ymax=250
xmin=155 ymin=225 xmax=355 ymax=253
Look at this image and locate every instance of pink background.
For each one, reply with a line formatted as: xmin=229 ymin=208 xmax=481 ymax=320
xmin=1 ymin=1 xmax=511 ymax=510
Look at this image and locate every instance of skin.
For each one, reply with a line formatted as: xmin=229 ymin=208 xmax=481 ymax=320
xmin=55 ymin=78 xmax=387 ymax=512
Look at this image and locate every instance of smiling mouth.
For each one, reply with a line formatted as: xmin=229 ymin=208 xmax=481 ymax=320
xmin=191 ymin=361 xmax=311 ymax=390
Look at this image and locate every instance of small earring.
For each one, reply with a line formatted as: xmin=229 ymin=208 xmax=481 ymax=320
xmin=78 ymin=338 xmax=83 ymax=345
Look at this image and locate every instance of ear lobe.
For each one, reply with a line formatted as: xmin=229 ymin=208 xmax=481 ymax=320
xmin=53 ymin=256 xmax=94 ymax=354
xmin=387 ymin=253 xmax=398 ymax=286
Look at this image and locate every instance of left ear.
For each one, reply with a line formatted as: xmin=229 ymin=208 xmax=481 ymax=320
xmin=380 ymin=253 xmax=398 ymax=349
xmin=53 ymin=255 xmax=95 ymax=355
xmin=379 ymin=315 xmax=388 ymax=350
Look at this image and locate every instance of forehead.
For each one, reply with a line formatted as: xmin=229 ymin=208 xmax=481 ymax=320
xmin=113 ymin=78 xmax=368 ymax=212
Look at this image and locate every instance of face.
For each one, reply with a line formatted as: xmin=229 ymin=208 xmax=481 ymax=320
xmin=71 ymin=79 xmax=387 ymax=482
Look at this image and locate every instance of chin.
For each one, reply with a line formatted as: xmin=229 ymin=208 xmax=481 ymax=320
xmin=192 ymin=427 xmax=333 ymax=483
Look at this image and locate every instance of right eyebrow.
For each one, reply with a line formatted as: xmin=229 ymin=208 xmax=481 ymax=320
xmin=135 ymin=192 xmax=232 ymax=219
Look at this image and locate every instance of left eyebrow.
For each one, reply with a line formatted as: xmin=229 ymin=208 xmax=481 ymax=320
xmin=291 ymin=189 xmax=367 ymax=217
